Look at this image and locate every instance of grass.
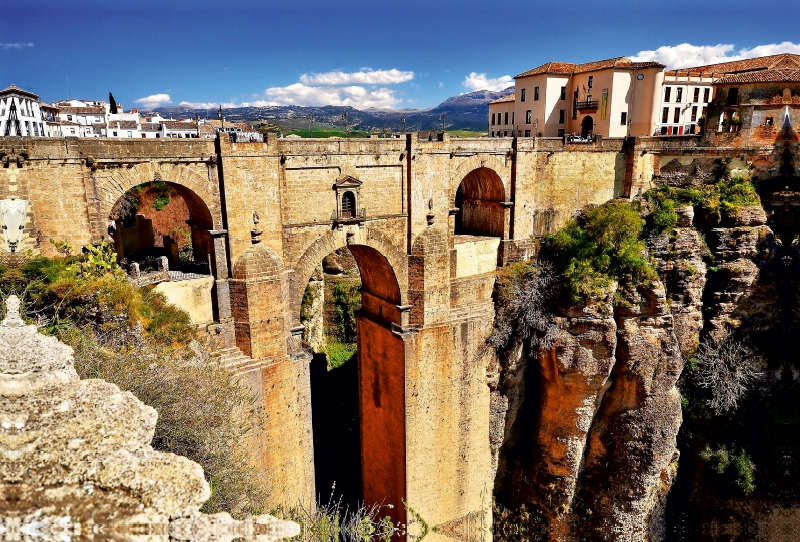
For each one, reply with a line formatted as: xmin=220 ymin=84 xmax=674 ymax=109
xmin=447 ymin=130 xmax=488 ymax=138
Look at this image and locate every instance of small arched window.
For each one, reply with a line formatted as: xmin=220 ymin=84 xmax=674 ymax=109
xmin=341 ymin=191 xmax=356 ymax=218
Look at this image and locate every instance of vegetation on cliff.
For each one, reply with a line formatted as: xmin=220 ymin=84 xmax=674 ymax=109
xmin=0 ymin=245 xmax=270 ymax=517
xmin=544 ymin=199 xmax=657 ymax=304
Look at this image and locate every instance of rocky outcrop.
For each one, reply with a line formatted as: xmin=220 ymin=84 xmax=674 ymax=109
xmin=0 ymin=295 xmax=299 ymax=542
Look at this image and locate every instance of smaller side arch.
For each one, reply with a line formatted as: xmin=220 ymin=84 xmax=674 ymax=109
xmin=453 ymin=167 xmax=507 ymax=238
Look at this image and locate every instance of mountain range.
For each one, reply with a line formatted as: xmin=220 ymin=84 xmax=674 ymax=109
xmin=148 ymin=87 xmax=515 ymax=132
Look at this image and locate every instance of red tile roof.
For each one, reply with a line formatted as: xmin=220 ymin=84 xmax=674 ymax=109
xmin=489 ymin=94 xmax=515 ymax=104
xmin=162 ymin=121 xmax=196 ymax=130
xmin=715 ymin=68 xmax=800 ymax=84
xmin=666 ymin=53 xmax=800 ymax=77
xmin=516 ymin=57 xmax=664 ymax=78
xmin=109 ymin=120 xmax=138 ymax=129
xmin=59 ymin=106 xmax=105 ymax=115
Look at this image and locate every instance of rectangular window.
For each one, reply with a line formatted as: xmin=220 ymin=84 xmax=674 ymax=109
xmin=664 ymin=87 xmax=671 ymax=102
xmin=526 ymin=110 xmax=532 ymax=124
xmin=534 ymin=87 xmax=540 ymax=100
xmin=560 ymin=86 xmax=566 ymax=100
xmin=67 ymin=115 xmax=73 ymax=121
xmin=557 ymin=128 xmax=565 ymax=137
xmin=521 ymin=88 xmax=526 ymax=102
xmin=559 ymin=109 xmax=565 ymax=124
xmin=765 ymin=117 xmax=774 ymax=126
xmin=504 ymin=112 xmax=508 ymax=125
xmin=691 ymin=106 xmax=698 ymax=122
xmin=676 ymin=87 xmax=683 ymax=102
xmin=524 ymin=129 xmax=531 ymax=137
xmin=662 ymin=107 xmax=669 ymax=123
xmin=673 ymin=107 xmax=681 ymax=123
xmin=702 ymin=106 xmax=708 ymax=117
xmin=693 ymin=88 xmax=700 ymax=102
xmin=703 ymin=88 xmax=710 ymax=102
xmin=127 ymin=131 xmax=133 ymax=138
xmin=511 ymin=112 xmax=514 ymax=125
xmin=588 ymin=76 xmax=593 ymax=89
xmin=726 ymin=88 xmax=739 ymax=105
xmin=491 ymin=113 xmax=495 ymax=125
xmin=620 ymin=111 xmax=627 ymax=125
xmin=113 ymin=131 xmax=118 ymax=136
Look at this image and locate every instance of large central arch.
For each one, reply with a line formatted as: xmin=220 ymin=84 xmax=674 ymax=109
xmin=293 ymin=229 xmax=407 ymax=527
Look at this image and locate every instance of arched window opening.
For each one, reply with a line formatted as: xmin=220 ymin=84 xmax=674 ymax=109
xmin=341 ymin=191 xmax=356 ymax=218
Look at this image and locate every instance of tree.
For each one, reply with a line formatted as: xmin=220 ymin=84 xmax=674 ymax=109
xmin=109 ymin=92 xmax=118 ymax=114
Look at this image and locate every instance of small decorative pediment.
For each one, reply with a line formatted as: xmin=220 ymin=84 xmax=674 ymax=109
xmin=334 ymin=175 xmax=362 ymax=190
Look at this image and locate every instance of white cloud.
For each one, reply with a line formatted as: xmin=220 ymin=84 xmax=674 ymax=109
xmin=1 ymin=43 xmax=33 ymax=49
xmin=462 ymin=72 xmax=513 ymax=92
xmin=134 ymin=93 xmax=172 ymax=108
xmin=631 ymin=42 xmax=800 ymax=69
xmin=262 ymin=83 xmax=400 ymax=109
xmin=300 ymin=69 xmax=414 ymax=85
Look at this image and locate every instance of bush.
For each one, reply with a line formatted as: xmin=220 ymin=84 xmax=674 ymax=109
xmin=644 ymin=173 xmax=759 ymax=224
xmin=694 ymin=331 xmax=761 ymax=415
xmin=488 ymin=260 xmax=559 ymax=357
xmin=3 ymin=250 xmax=269 ymax=517
xmin=652 ymin=198 xmax=678 ymax=231
xmin=700 ymin=444 xmax=756 ymax=495
xmin=545 ymin=200 xmax=657 ymax=303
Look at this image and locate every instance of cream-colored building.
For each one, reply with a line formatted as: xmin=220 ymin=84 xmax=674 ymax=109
xmin=489 ymin=57 xmax=665 ymax=138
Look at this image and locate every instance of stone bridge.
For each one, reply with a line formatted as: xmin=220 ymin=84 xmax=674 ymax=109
xmin=0 ymin=133 xmax=656 ymax=539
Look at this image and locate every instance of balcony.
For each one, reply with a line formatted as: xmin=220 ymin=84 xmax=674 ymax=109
xmin=575 ymin=100 xmax=599 ymax=111
xmin=332 ymin=207 xmax=366 ymax=228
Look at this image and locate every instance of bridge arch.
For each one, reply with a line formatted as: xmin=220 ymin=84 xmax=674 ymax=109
xmin=292 ymin=226 xmax=408 ymax=527
xmin=93 ymin=162 xmax=222 ymax=229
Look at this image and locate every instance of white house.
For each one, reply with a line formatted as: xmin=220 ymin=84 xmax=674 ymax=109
xmin=0 ymin=85 xmax=58 ymax=137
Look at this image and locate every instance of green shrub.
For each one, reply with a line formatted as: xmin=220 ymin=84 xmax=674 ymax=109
xmin=545 ymin=200 xmax=657 ymax=303
xmin=700 ymin=444 xmax=756 ymax=495
xmin=652 ymin=198 xmax=678 ymax=231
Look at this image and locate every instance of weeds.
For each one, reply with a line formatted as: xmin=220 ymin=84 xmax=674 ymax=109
xmin=700 ymin=444 xmax=756 ymax=495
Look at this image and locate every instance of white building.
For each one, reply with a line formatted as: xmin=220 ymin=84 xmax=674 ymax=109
xmin=655 ymin=72 xmax=713 ymax=135
xmin=54 ymin=99 xmax=109 ymax=137
xmin=0 ymin=85 xmax=59 ymax=137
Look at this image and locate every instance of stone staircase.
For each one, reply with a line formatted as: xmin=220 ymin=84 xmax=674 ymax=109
xmin=210 ymin=346 xmax=262 ymax=377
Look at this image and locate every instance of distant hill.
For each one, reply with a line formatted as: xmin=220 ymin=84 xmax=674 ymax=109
xmin=148 ymin=87 xmax=514 ymax=132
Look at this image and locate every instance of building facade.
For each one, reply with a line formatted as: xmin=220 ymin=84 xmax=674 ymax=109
xmin=489 ymin=57 xmax=665 ymax=139
xmin=0 ymin=86 xmax=59 ymax=137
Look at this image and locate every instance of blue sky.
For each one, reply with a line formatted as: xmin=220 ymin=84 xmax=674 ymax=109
xmin=3 ymin=0 xmax=799 ymax=110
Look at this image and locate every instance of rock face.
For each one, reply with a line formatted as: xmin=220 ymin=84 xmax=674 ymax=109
xmin=0 ymin=295 xmax=299 ymax=542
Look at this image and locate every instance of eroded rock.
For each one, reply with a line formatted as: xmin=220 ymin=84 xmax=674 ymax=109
xmin=0 ymin=295 xmax=300 ymax=542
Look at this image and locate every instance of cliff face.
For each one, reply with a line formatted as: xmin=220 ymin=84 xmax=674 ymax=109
xmin=492 ymin=202 xmax=780 ymax=541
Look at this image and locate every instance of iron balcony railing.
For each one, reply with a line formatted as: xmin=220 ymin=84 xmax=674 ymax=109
xmin=332 ymin=208 xmax=366 ymax=222
xmin=575 ymin=100 xmax=599 ymax=110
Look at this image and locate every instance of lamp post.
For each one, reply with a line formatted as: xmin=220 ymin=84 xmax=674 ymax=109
xmin=400 ymin=116 xmax=406 ymax=134
xmin=438 ymin=113 xmax=446 ymax=134
xmin=195 ymin=112 xmax=200 ymax=138
xmin=218 ymin=105 xmax=224 ymax=133
xmin=0 ymin=198 xmax=29 ymax=253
